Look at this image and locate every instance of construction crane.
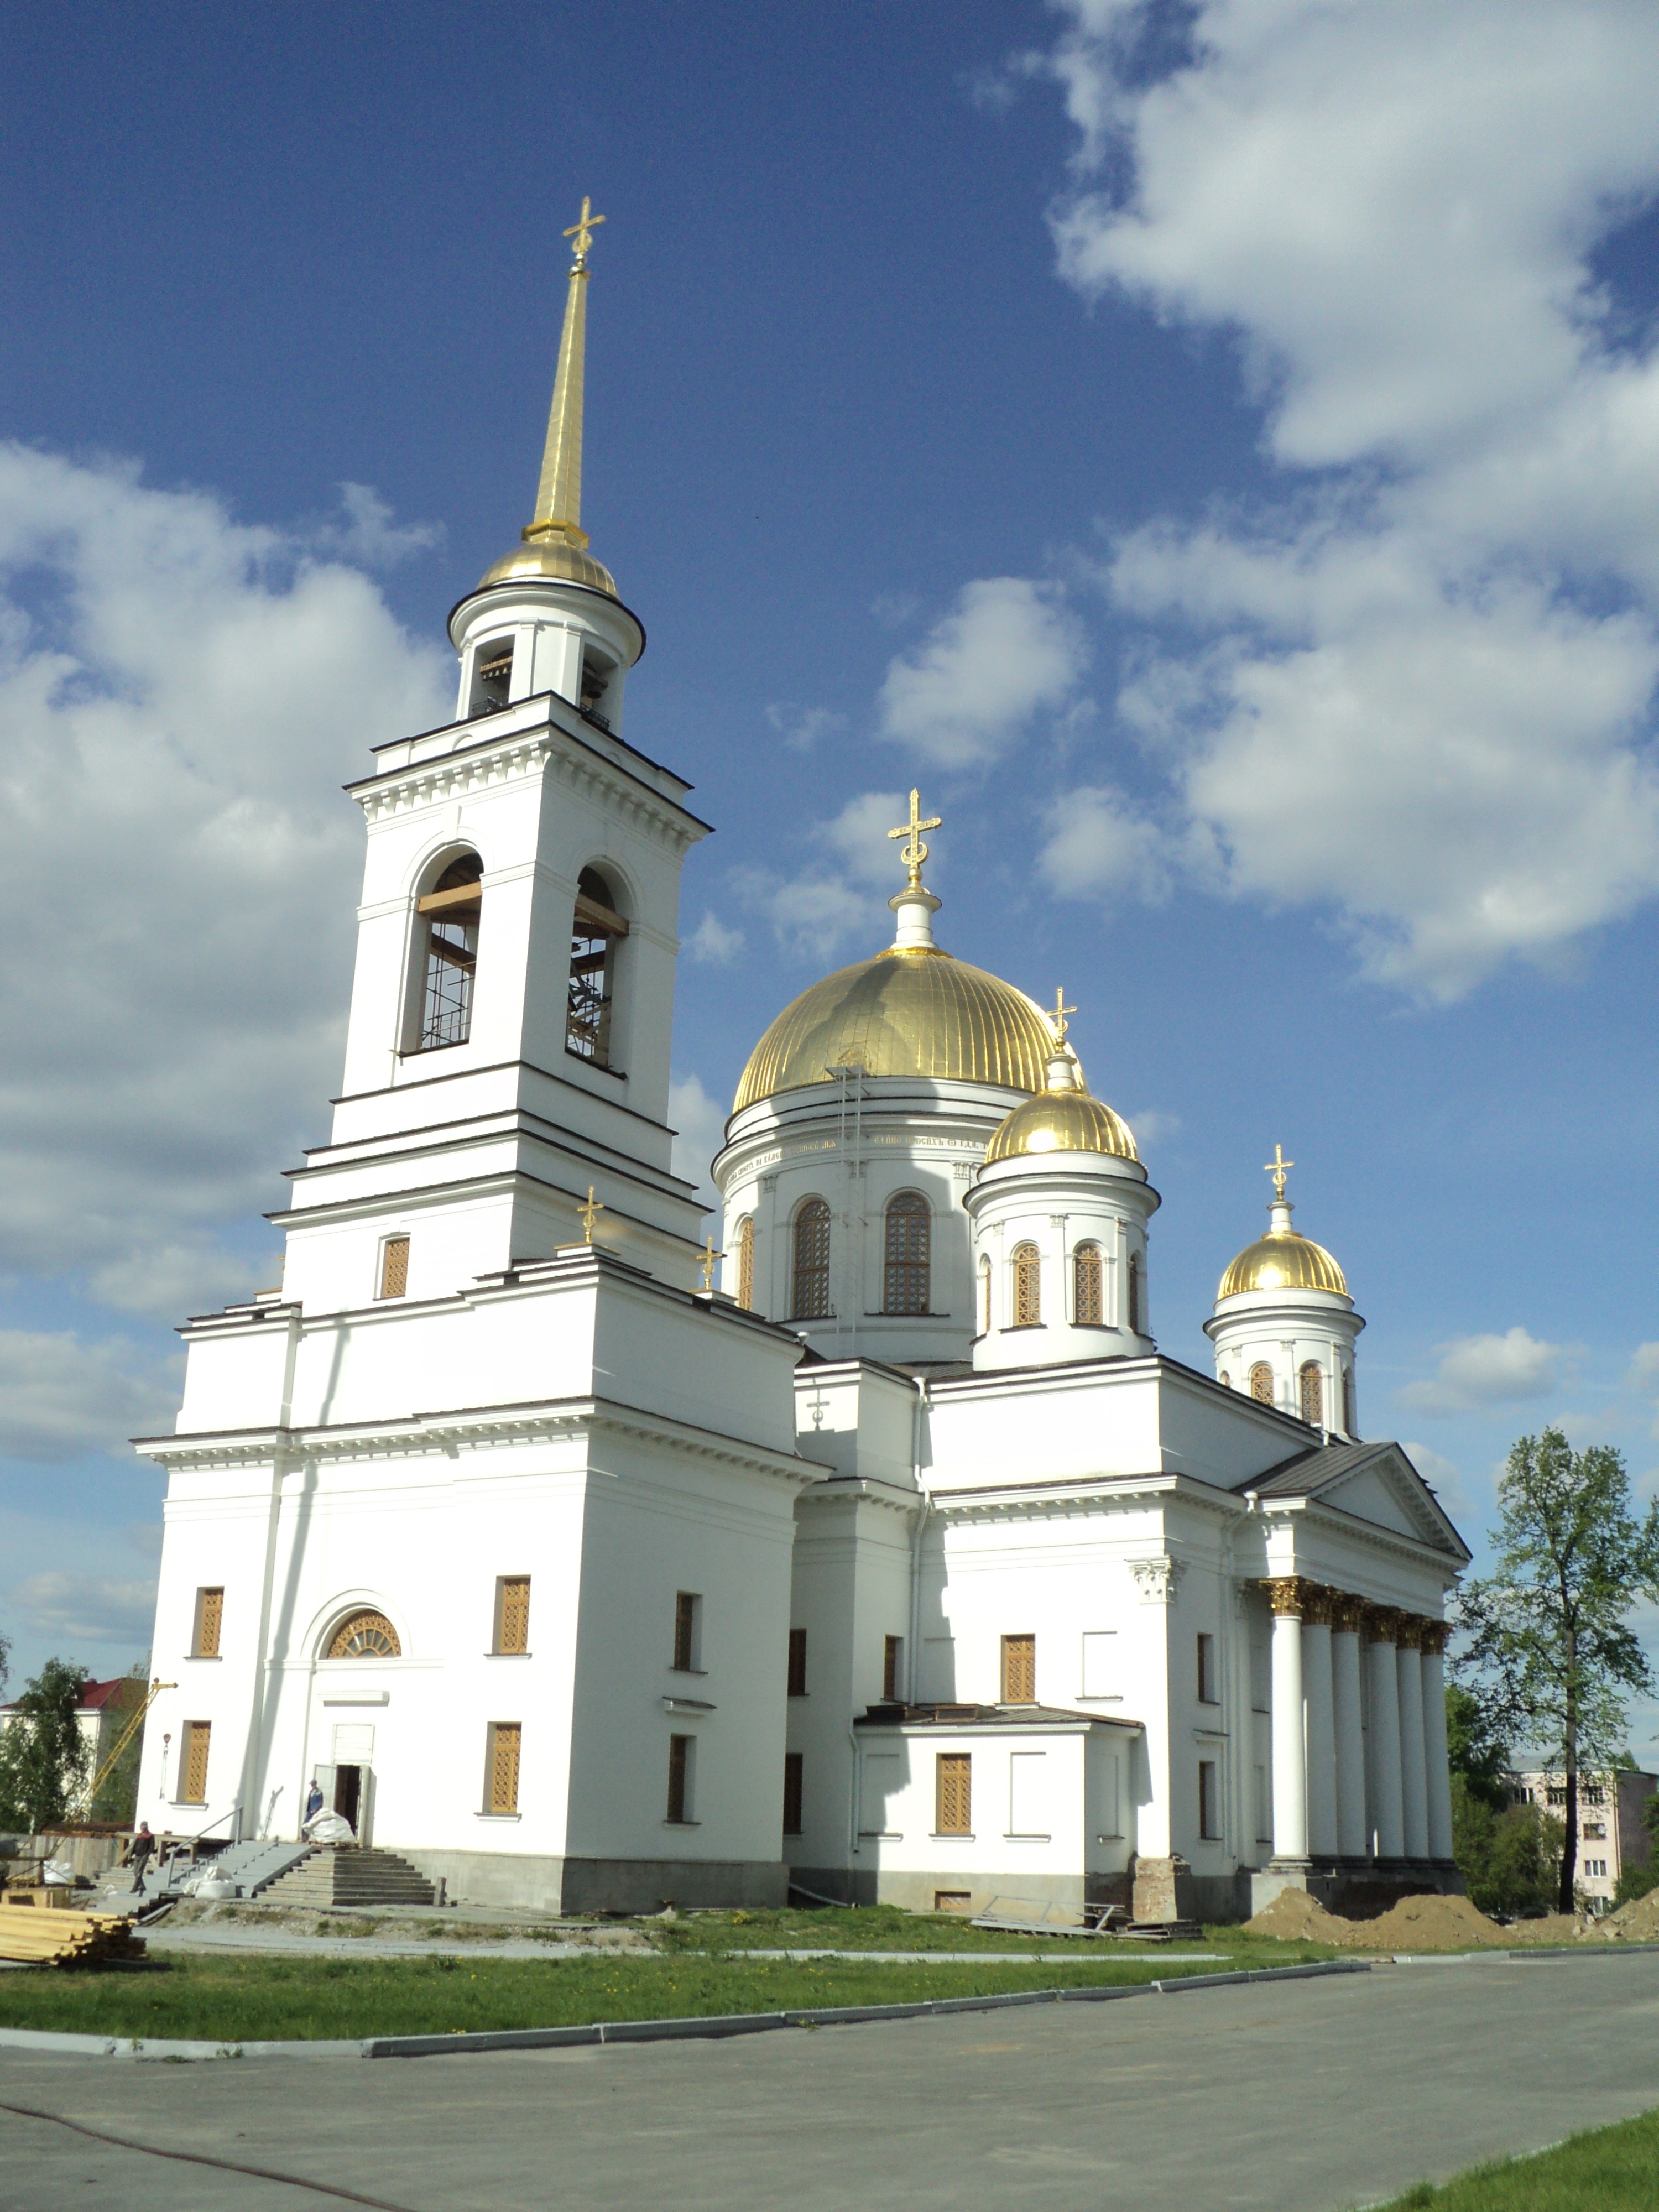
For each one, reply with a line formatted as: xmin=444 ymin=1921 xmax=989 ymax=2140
xmin=86 ymin=1678 xmax=174 ymax=1812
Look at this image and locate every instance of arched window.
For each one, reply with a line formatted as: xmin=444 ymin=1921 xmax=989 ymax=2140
xmin=979 ymin=1255 xmax=992 ymax=1337
xmin=1249 ymin=1361 xmax=1275 ymax=1405
xmin=737 ymin=1217 xmax=755 ymax=1311
xmin=883 ymin=1193 xmax=930 ymax=1316
xmin=416 ymin=852 xmax=482 ymax=1050
xmin=327 ymin=1610 xmax=401 ymax=1659
xmin=566 ymin=866 xmax=629 ymax=1068
xmin=1342 ymin=1369 xmax=1355 ymax=1435
xmin=1299 ymin=1360 xmax=1324 ymax=1426
xmin=1073 ymin=1244 xmax=1104 ymax=1326
xmin=1220 ymin=1370 xmax=1232 ymax=1391
xmin=1128 ymin=1251 xmax=1142 ymax=1335
xmin=1013 ymin=1241 xmax=1041 ymax=1327
xmin=791 ymin=1199 xmax=831 ymax=1320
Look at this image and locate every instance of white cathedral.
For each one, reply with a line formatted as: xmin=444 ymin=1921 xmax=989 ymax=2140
xmin=135 ymin=211 xmax=1468 ymax=1923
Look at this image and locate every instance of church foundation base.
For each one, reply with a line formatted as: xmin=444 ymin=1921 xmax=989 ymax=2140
xmin=396 ymin=1851 xmax=788 ymax=1916
xmin=789 ymin=1869 xmax=1133 ymax=1920
xmin=1131 ymin=1855 xmax=1197 ymax=1925
xmin=1246 ymin=1859 xmax=1465 ymax=1921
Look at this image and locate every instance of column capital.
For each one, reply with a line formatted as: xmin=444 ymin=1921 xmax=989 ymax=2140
xmin=1261 ymin=1575 xmax=1313 ymax=1619
xmin=1300 ymin=1584 xmax=1337 ymax=1627
xmin=1418 ymin=1619 xmax=1449 ymax=1656
xmin=1328 ymin=1591 xmax=1368 ymax=1634
xmin=1130 ymin=1556 xmax=1186 ymax=1605
xmin=1363 ymin=1603 xmax=1408 ymax=1644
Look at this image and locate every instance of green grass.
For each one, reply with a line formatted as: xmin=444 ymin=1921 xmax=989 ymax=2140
xmin=0 ymin=1947 xmax=1316 ymax=2043
xmin=643 ymin=1905 xmax=1327 ymax=1961
xmin=1369 ymin=2107 xmax=1659 ymax=2209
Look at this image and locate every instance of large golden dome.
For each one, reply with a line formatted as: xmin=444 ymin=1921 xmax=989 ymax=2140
xmin=984 ymin=1084 xmax=1137 ymax=1164
xmin=733 ymin=947 xmax=1058 ymax=1113
xmin=1219 ymin=1228 xmax=1348 ymax=1300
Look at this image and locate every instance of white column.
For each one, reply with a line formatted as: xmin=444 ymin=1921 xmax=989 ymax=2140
xmin=1365 ymin=1613 xmax=1405 ymax=1860
xmin=1302 ymin=1604 xmax=1338 ymax=1859
xmin=1420 ymin=1629 xmax=1454 ymax=1863
xmin=1268 ymin=1585 xmax=1308 ymax=1862
xmin=1396 ymin=1634 xmax=1428 ymax=1858
xmin=1330 ymin=1602 xmax=1368 ymax=1859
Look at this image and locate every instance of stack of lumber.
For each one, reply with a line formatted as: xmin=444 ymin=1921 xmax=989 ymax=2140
xmin=0 ymin=1895 xmax=146 ymax=1966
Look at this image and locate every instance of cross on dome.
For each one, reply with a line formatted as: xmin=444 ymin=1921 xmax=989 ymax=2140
xmin=1264 ymin=1143 xmax=1294 ymax=1202
xmin=1048 ymin=989 xmax=1076 ymax=1046
xmin=698 ymin=1235 xmax=725 ymax=1292
xmin=887 ymin=789 xmax=942 ymax=892
xmin=578 ymin=1186 xmax=606 ymax=1243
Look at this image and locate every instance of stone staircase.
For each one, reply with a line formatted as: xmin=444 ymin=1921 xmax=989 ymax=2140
xmin=258 ymin=1846 xmax=436 ymax=1910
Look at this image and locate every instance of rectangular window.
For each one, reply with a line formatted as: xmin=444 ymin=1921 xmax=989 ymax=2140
xmin=935 ymin=1891 xmax=972 ymax=1913
xmin=379 ymin=1236 xmax=410 ymax=1300
xmin=672 ymin=1592 xmax=702 ymax=1672
xmin=1199 ymin=1759 xmax=1220 ymax=1841
xmin=883 ymin=1635 xmax=904 ymax=1702
xmin=1081 ymin=1631 xmax=1117 ymax=1699
xmin=782 ymin=1751 xmax=804 ymax=1836
xmin=1254 ymin=1763 xmax=1272 ymax=1844
xmin=787 ymin=1626 xmax=807 ymax=1697
xmin=1001 ymin=1634 xmax=1036 ymax=1705
xmin=1197 ymin=1632 xmax=1219 ymax=1705
xmin=1583 ymin=1822 xmax=1606 ymax=1840
xmin=1099 ymin=1751 xmax=1123 ymax=1839
xmin=180 ymin=1721 xmax=211 ymax=1804
xmin=1009 ymin=1751 xmax=1048 ymax=1837
xmin=486 ymin=1722 xmax=521 ymax=1815
xmin=192 ymin=1587 xmax=224 ymax=1658
xmin=495 ymin=1576 xmax=530 ymax=1656
xmin=667 ymin=1733 xmax=696 ymax=1823
xmin=936 ymin=1752 xmax=972 ymax=1835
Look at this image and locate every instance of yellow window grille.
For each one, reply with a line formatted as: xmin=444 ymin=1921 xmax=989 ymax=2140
xmin=884 ymin=1635 xmax=902 ymax=1702
xmin=379 ymin=1237 xmax=410 ymax=1299
xmin=1073 ymin=1245 xmax=1103 ymax=1325
xmin=882 ymin=1192 xmax=930 ymax=1316
xmin=1013 ymin=1243 xmax=1041 ymax=1327
xmin=936 ymin=1752 xmax=972 ymax=1834
xmin=791 ymin=1199 xmax=831 ymax=1319
xmin=498 ymin=1577 xmax=530 ymax=1655
xmin=488 ymin=1722 xmax=521 ymax=1814
xmin=1001 ymin=1634 xmax=1036 ymax=1704
xmin=737 ymin=1215 xmax=755 ymax=1311
xmin=195 ymin=1586 xmax=223 ymax=1658
xmin=979 ymin=1256 xmax=991 ymax=1336
xmin=327 ymin=1611 xmax=401 ymax=1659
xmin=1299 ymin=1361 xmax=1324 ymax=1426
xmin=181 ymin=1721 xmax=211 ymax=1804
xmin=1250 ymin=1363 xmax=1275 ymax=1405
xmin=1128 ymin=1251 xmax=1142 ymax=1333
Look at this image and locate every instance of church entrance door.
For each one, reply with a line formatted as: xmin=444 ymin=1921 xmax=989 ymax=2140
xmin=333 ymin=1764 xmax=372 ymax=1843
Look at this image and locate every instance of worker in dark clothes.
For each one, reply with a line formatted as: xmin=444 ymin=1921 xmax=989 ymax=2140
xmin=127 ymin=1822 xmax=155 ymax=1893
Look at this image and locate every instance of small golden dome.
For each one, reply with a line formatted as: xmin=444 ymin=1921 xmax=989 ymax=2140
xmin=983 ymin=1082 xmax=1138 ymax=1165
xmin=733 ymin=948 xmax=1058 ymax=1113
xmin=1218 ymin=1229 xmax=1348 ymax=1300
xmin=478 ymin=534 xmax=618 ymax=598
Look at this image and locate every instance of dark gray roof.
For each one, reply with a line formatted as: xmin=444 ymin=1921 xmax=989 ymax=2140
xmin=1234 ymin=1438 xmax=1470 ymax=1561
xmin=854 ymin=1701 xmax=1141 ymax=1731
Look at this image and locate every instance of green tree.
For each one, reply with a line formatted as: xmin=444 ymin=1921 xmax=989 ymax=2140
xmin=86 ymin=1667 xmax=149 ymax=1827
xmin=1444 ymin=1682 xmax=1510 ymax=1809
xmin=1455 ymin=1429 xmax=1659 ymax=1914
xmin=1443 ymin=1681 xmax=1559 ymax=1916
xmin=0 ymin=1658 xmax=90 ymax=1835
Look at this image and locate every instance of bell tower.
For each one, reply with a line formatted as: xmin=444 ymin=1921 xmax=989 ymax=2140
xmin=277 ymin=204 xmax=713 ymax=1315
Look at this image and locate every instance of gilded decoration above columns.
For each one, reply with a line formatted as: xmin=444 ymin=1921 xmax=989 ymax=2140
xmin=1261 ymin=1575 xmax=1318 ymax=1619
xmin=1257 ymin=1582 xmax=1447 ymax=1648
xmin=1363 ymin=1604 xmax=1408 ymax=1645
xmin=1329 ymin=1592 xmax=1368 ymax=1634
xmin=1417 ymin=1619 xmax=1449 ymax=1656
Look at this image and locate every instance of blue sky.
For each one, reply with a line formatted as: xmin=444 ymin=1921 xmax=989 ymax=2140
xmin=4 ymin=1 xmax=1659 ymax=1750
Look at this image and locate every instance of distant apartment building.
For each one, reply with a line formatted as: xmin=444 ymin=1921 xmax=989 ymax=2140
xmin=1507 ymin=1767 xmax=1657 ymax=1912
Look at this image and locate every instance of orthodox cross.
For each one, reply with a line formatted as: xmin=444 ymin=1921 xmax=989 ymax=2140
xmin=1263 ymin=1144 xmax=1294 ymax=1202
xmin=1049 ymin=988 xmax=1076 ymax=1045
xmin=578 ymin=1186 xmax=606 ymax=1243
xmin=806 ymin=1385 xmax=828 ymax=1431
xmin=564 ymin=196 xmax=606 ymax=267
xmin=887 ymin=788 xmax=942 ymax=890
xmin=698 ymin=1236 xmax=725 ymax=1292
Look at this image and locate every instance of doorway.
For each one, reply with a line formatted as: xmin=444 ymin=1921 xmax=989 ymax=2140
xmin=334 ymin=1764 xmax=363 ymax=1835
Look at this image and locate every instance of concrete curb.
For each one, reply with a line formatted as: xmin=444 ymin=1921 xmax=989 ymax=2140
xmin=0 ymin=1959 xmax=1370 ymax=2063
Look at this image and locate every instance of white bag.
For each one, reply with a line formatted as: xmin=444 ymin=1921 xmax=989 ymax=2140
xmin=303 ymin=1810 xmax=356 ymax=1845
xmin=41 ymin=1857 xmax=75 ymax=1887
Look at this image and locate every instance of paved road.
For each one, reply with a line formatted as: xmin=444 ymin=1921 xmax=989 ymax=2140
xmin=2 ymin=1954 xmax=1657 ymax=2211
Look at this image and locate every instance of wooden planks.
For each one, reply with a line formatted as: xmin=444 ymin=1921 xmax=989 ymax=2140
xmin=0 ymin=1896 xmax=147 ymax=1965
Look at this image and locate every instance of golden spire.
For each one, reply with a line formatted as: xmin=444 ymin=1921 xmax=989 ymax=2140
xmin=525 ymin=197 xmax=606 ymax=556
xmin=1048 ymin=988 xmax=1076 ymax=1046
xmin=887 ymin=789 xmax=942 ymax=892
xmin=1264 ymin=1144 xmax=1294 ymax=1203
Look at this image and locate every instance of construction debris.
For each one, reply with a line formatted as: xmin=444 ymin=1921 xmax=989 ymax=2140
xmin=0 ymin=1895 xmax=147 ymax=1966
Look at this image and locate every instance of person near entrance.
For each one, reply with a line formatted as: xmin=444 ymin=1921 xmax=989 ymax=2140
xmin=126 ymin=1822 xmax=155 ymax=1893
xmin=304 ymin=1776 xmax=325 ymax=1828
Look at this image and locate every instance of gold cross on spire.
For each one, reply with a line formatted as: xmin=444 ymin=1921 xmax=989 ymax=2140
xmin=887 ymin=788 xmax=942 ymax=891
xmin=698 ymin=1235 xmax=726 ymax=1293
xmin=1263 ymin=1144 xmax=1294 ymax=1202
xmin=1048 ymin=988 xmax=1076 ymax=1046
xmin=578 ymin=1185 xmax=606 ymax=1243
xmin=564 ymin=195 xmax=606 ymax=268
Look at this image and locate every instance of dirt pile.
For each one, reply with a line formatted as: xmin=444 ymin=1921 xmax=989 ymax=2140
xmin=1242 ymin=1888 xmax=1363 ymax=1943
xmin=1340 ymin=1893 xmax=1506 ymax=1949
xmin=1601 ymin=1887 xmax=1659 ymax=1940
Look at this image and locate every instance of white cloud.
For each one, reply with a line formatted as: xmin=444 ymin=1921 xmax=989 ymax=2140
xmin=6 ymin=1571 xmax=158 ymax=1650
xmin=764 ymin=701 xmax=848 ymax=753
xmin=0 ymin=1331 xmax=180 ymax=1462
xmin=685 ymin=912 xmax=745 ymax=966
xmin=1627 ymin=1343 xmax=1659 ymax=1393
xmin=1400 ymin=1439 xmax=1474 ymax=1521
xmin=90 ymin=1243 xmax=278 ymax=1324
xmin=1396 ymin=1327 xmax=1563 ymax=1416
xmin=878 ymin=578 xmax=1088 ymax=768
xmin=733 ymin=790 xmax=913 ymax=963
xmin=306 ymin=482 xmax=442 ymax=567
xmin=1037 ymin=1 xmax=1659 ymax=997
xmin=1041 ymin=782 xmax=1173 ymax=904
xmin=0 ymin=444 xmax=451 ymax=1293
xmin=668 ymin=1074 xmax=727 ymax=1215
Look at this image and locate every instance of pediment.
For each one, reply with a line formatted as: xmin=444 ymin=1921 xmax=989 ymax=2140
xmin=1317 ymin=1447 xmax=1468 ymax=1559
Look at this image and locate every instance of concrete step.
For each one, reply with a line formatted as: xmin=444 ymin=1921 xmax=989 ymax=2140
xmin=260 ymin=1848 xmax=434 ymax=1908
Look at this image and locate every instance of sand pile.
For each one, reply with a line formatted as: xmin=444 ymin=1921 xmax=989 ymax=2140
xmin=1600 ymin=1887 xmax=1659 ymax=1940
xmin=1243 ymin=1888 xmax=1363 ymax=1943
xmin=1245 ymin=1888 xmax=1517 ymax=1950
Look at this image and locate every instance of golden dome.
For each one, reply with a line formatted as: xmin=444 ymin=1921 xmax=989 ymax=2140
xmin=984 ymin=1083 xmax=1138 ymax=1165
xmin=1219 ymin=1229 xmax=1348 ymax=1300
xmin=478 ymin=534 xmax=618 ymax=598
xmin=733 ymin=948 xmax=1058 ymax=1113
